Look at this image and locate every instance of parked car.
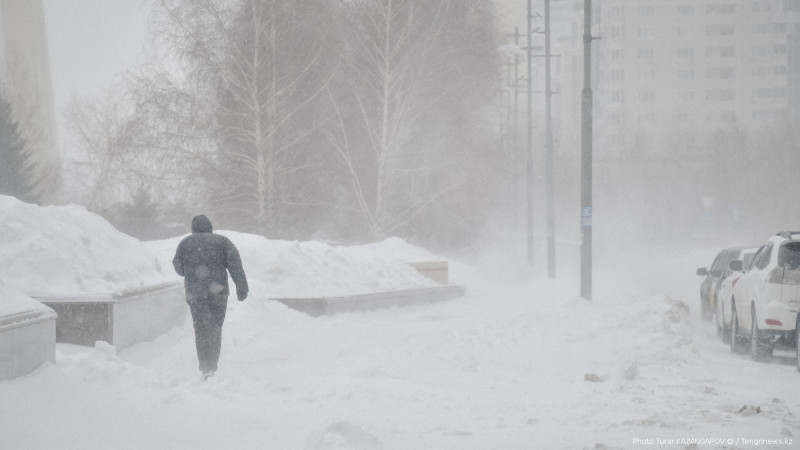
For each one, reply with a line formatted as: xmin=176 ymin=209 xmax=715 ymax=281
xmin=697 ymin=246 xmax=750 ymax=321
xmin=729 ymin=232 xmax=800 ymax=362
xmin=715 ymin=247 xmax=758 ymax=343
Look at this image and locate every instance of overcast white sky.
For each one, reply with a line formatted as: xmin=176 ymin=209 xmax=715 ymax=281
xmin=42 ymin=0 xmax=149 ymax=118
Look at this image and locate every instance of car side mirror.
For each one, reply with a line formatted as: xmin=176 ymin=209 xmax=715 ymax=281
xmin=728 ymin=260 xmax=743 ymax=272
xmin=697 ymin=267 xmax=709 ymax=276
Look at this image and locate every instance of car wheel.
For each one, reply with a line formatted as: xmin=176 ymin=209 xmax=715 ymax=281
xmin=730 ymin=306 xmax=746 ymax=354
xmin=718 ymin=301 xmax=730 ymax=344
xmin=701 ymin=295 xmax=712 ymax=322
xmin=796 ymin=315 xmax=800 ymax=373
xmin=750 ymin=310 xmax=773 ymax=362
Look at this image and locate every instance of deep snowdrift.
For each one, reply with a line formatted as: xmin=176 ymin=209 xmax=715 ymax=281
xmin=1 ymin=197 xmax=799 ymax=449
xmin=0 ymin=195 xmax=171 ymax=296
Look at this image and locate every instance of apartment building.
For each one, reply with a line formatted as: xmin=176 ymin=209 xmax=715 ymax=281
xmin=497 ymin=0 xmax=800 ymax=156
xmin=0 ymin=0 xmax=60 ymax=201
xmin=594 ymin=0 xmax=800 ymax=154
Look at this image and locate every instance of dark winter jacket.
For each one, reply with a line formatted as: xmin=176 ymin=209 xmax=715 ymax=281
xmin=172 ymin=215 xmax=248 ymax=304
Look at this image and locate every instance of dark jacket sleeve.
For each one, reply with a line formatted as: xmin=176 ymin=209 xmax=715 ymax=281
xmin=225 ymin=239 xmax=248 ymax=296
xmin=173 ymin=241 xmax=186 ymax=277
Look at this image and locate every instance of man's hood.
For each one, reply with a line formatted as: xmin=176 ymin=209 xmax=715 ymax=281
xmin=191 ymin=215 xmax=213 ymax=233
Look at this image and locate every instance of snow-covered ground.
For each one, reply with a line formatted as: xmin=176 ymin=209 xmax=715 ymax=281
xmin=2 ymin=196 xmax=799 ymax=449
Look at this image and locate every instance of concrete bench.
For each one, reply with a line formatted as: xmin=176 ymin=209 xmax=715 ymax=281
xmin=407 ymin=261 xmax=449 ymax=285
xmin=270 ymin=285 xmax=465 ymax=317
xmin=35 ymin=282 xmax=186 ymax=351
xmin=0 ymin=301 xmax=56 ymax=380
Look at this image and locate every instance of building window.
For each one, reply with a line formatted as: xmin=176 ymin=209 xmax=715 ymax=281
xmin=706 ymin=46 xmax=735 ymax=58
xmin=610 ymin=48 xmax=624 ymax=60
xmin=639 ymin=91 xmax=655 ymax=102
xmin=754 ymin=88 xmax=773 ymax=99
xmin=706 ymin=89 xmax=736 ymax=101
xmin=677 ymin=5 xmax=695 ymax=15
xmin=610 ymin=26 xmax=625 ymax=38
xmin=706 ymin=67 xmax=735 ymax=79
xmin=637 ymin=27 xmax=654 ymax=39
xmin=638 ymin=6 xmax=655 ymax=16
xmin=706 ymin=4 xmax=736 ymax=14
xmin=610 ymin=69 xmax=624 ymax=81
xmin=638 ymin=70 xmax=656 ymax=80
xmin=706 ymin=24 xmax=736 ymax=35
xmin=753 ymin=23 xmax=770 ymax=34
xmin=638 ymin=112 xmax=655 ymax=124
xmin=677 ymin=27 xmax=693 ymax=38
xmin=752 ymin=66 xmax=771 ymax=76
xmin=677 ymin=48 xmax=695 ymax=59
xmin=753 ymin=109 xmax=775 ymax=119
xmin=678 ymin=69 xmax=695 ymax=80
xmin=679 ymin=91 xmax=696 ymax=101
xmin=752 ymin=45 xmax=773 ymax=56
xmin=720 ymin=111 xmax=737 ymax=122
xmin=638 ymin=48 xmax=654 ymax=59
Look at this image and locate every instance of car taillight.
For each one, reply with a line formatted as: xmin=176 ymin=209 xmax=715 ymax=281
xmin=766 ymin=319 xmax=782 ymax=326
xmin=732 ymin=276 xmax=741 ymax=288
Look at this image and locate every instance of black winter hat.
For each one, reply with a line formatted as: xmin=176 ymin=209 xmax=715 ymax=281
xmin=191 ymin=215 xmax=213 ymax=233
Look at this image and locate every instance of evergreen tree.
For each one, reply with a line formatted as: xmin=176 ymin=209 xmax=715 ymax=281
xmin=0 ymin=93 xmax=35 ymax=202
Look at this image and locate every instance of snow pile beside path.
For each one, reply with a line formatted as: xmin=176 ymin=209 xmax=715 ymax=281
xmin=148 ymin=233 xmax=440 ymax=298
xmin=0 ymin=194 xmax=438 ymax=301
xmin=577 ymin=294 xmax=695 ymax=384
xmin=0 ymin=195 xmax=171 ymax=296
xmin=0 ymin=279 xmax=54 ymax=317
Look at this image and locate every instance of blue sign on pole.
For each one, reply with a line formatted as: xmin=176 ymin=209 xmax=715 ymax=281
xmin=582 ymin=206 xmax=592 ymax=229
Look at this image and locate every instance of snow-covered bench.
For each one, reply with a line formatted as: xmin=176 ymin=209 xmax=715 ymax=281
xmin=271 ymin=285 xmax=465 ymax=317
xmin=34 ymin=281 xmax=186 ymax=351
xmin=406 ymin=261 xmax=449 ymax=285
xmin=0 ymin=284 xmax=57 ymax=380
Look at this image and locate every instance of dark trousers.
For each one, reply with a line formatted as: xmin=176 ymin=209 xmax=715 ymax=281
xmin=189 ymin=301 xmax=227 ymax=373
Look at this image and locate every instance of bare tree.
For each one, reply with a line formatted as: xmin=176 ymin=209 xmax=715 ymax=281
xmin=146 ymin=0 xmax=340 ymax=236
xmin=325 ymin=0 xmax=500 ymax=240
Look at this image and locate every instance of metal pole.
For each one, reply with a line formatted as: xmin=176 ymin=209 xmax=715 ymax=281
xmin=580 ymin=0 xmax=593 ymax=300
xmin=544 ymin=0 xmax=555 ymax=278
xmin=514 ymin=27 xmax=521 ymax=237
xmin=526 ymin=0 xmax=535 ymax=265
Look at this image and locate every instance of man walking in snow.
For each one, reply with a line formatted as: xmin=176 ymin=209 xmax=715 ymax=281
xmin=173 ymin=215 xmax=248 ymax=380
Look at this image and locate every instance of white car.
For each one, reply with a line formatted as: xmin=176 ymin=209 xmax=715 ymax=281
xmin=715 ymin=247 xmax=758 ymax=344
xmin=729 ymin=232 xmax=800 ymax=362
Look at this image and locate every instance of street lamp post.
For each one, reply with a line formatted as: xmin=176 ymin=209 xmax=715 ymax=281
xmin=526 ymin=0 xmax=535 ymax=266
xmin=580 ymin=0 xmax=593 ymax=300
xmin=544 ymin=0 xmax=555 ymax=278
